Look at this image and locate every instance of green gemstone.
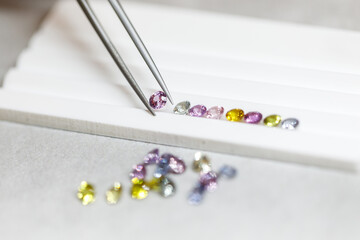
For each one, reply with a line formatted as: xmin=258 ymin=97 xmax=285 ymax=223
xmin=264 ymin=115 xmax=282 ymax=127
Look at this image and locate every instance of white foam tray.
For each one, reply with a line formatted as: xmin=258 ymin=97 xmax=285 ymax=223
xmin=1 ymin=0 xmax=360 ymax=170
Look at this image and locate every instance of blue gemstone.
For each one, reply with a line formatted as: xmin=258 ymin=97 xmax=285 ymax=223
xmin=188 ymin=182 xmax=206 ymax=205
xmin=218 ymin=165 xmax=237 ymax=179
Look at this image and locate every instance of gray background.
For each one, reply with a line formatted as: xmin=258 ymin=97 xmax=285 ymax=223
xmin=1 ymin=0 xmax=360 ymax=239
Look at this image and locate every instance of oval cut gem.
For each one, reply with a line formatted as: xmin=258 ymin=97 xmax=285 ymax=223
xmin=173 ymin=101 xmax=191 ymax=115
xmin=188 ymin=105 xmax=207 ymax=117
xmin=205 ymin=106 xmax=224 ymax=119
xmin=244 ymin=111 xmax=262 ymax=124
xmin=149 ymin=91 xmax=167 ymax=109
xmin=264 ymin=115 xmax=282 ymax=127
xmin=281 ymin=118 xmax=299 ymax=130
xmin=226 ymin=109 xmax=244 ymax=122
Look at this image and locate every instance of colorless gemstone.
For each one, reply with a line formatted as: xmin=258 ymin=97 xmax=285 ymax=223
xmin=218 ymin=165 xmax=237 ymax=179
xmin=159 ymin=177 xmax=176 ymax=198
xmin=173 ymin=101 xmax=191 ymax=115
xmin=281 ymin=118 xmax=299 ymax=130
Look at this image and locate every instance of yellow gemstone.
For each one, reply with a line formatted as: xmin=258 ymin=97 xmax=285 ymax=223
xmin=131 ymin=178 xmax=144 ymax=185
xmin=106 ymin=182 xmax=123 ymax=205
xmin=264 ymin=115 xmax=282 ymax=127
xmin=131 ymin=183 xmax=149 ymax=200
xmin=77 ymin=181 xmax=95 ymax=206
xmin=226 ymin=109 xmax=244 ymax=122
xmin=147 ymin=177 xmax=161 ymax=192
xmin=193 ymin=152 xmax=212 ymax=173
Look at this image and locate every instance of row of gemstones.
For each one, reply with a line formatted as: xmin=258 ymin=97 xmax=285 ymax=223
xmin=149 ymin=91 xmax=299 ymax=129
xmin=174 ymin=101 xmax=299 ymax=129
xmin=77 ymin=150 xmax=236 ymax=205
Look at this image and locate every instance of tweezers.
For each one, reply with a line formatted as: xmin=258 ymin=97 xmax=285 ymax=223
xmin=77 ymin=0 xmax=174 ymax=116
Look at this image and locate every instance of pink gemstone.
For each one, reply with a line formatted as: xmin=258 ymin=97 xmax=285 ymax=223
xmin=143 ymin=149 xmax=160 ymax=165
xmin=244 ymin=112 xmax=263 ymax=124
xmin=188 ymin=105 xmax=207 ymax=117
xmin=129 ymin=164 xmax=146 ymax=181
xmin=205 ymin=106 xmax=224 ymax=119
xmin=149 ymin=91 xmax=167 ymax=109
xmin=168 ymin=155 xmax=186 ymax=174
xmin=199 ymin=171 xmax=218 ymax=192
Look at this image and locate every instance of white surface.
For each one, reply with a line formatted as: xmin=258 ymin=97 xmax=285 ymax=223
xmin=1 ymin=0 xmax=360 ymax=169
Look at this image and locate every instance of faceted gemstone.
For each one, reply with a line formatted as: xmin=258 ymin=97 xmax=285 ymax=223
xmin=167 ymin=155 xmax=186 ymax=174
xmin=281 ymin=118 xmax=299 ymax=130
xmin=153 ymin=155 xmax=171 ymax=178
xmin=105 ymin=182 xmax=123 ymax=204
xmin=205 ymin=106 xmax=224 ymax=119
xmin=77 ymin=181 xmax=95 ymax=206
xmin=129 ymin=164 xmax=146 ymax=184
xmin=149 ymin=91 xmax=167 ymax=109
xmin=188 ymin=105 xmax=207 ymax=117
xmin=159 ymin=177 xmax=176 ymax=198
xmin=264 ymin=115 xmax=282 ymax=127
xmin=200 ymin=171 xmax=218 ymax=192
xmin=218 ymin=165 xmax=237 ymax=179
xmin=193 ymin=152 xmax=212 ymax=174
xmin=226 ymin=109 xmax=244 ymax=122
xmin=147 ymin=177 xmax=162 ymax=192
xmin=244 ymin=111 xmax=263 ymax=124
xmin=173 ymin=101 xmax=191 ymax=115
xmin=131 ymin=183 xmax=149 ymax=200
xmin=143 ymin=149 xmax=160 ymax=165
xmin=188 ymin=182 xmax=206 ymax=205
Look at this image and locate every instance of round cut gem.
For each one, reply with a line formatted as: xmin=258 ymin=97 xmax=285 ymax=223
xmin=105 ymin=182 xmax=123 ymax=204
xmin=143 ymin=149 xmax=160 ymax=165
xmin=200 ymin=171 xmax=218 ymax=192
xmin=77 ymin=181 xmax=95 ymax=206
xmin=193 ymin=152 xmax=212 ymax=174
xmin=173 ymin=101 xmax=191 ymax=115
xmin=264 ymin=115 xmax=282 ymax=127
xmin=244 ymin=111 xmax=262 ymax=124
xmin=188 ymin=105 xmax=207 ymax=117
xmin=281 ymin=118 xmax=299 ymax=130
xmin=130 ymin=164 xmax=146 ymax=184
xmin=226 ymin=109 xmax=244 ymax=122
xmin=149 ymin=91 xmax=167 ymax=109
xmin=218 ymin=165 xmax=237 ymax=179
xmin=205 ymin=106 xmax=224 ymax=119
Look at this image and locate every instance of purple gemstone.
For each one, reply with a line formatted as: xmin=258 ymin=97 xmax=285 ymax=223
xmin=129 ymin=164 xmax=146 ymax=181
xmin=154 ymin=154 xmax=171 ymax=178
xmin=149 ymin=91 xmax=167 ymax=109
xmin=244 ymin=111 xmax=263 ymax=124
xmin=168 ymin=156 xmax=186 ymax=174
xmin=188 ymin=183 xmax=206 ymax=205
xmin=205 ymin=106 xmax=224 ymax=119
xmin=200 ymin=171 xmax=218 ymax=192
xmin=143 ymin=149 xmax=160 ymax=165
xmin=218 ymin=165 xmax=237 ymax=179
xmin=188 ymin=105 xmax=207 ymax=117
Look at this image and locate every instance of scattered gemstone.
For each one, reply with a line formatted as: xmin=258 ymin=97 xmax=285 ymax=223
xmin=129 ymin=164 xmax=146 ymax=184
xmin=200 ymin=171 xmax=218 ymax=192
xmin=167 ymin=155 xmax=186 ymax=174
xmin=218 ymin=165 xmax=237 ymax=179
xmin=173 ymin=101 xmax=191 ymax=115
xmin=188 ymin=105 xmax=207 ymax=117
xmin=143 ymin=149 xmax=160 ymax=165
xmin=264 ymin=114 xmax=282 ymax=127
xmin=244 ymin=111 xmax=263 ymax=124
xmin=188 ymin=183 xmax=206 ymax=205
xmin=77 ymin=181 xmax=95 ymax=206
xmin=193 ymin=152 xmax=212 ymax=174
xmin=159 ymin=177 xmax=176 ymax=198
xmin=131 ymin=183 xmax=149 ymax=200
xmin=226 ymin=109 xmax=244 ymax=122
xmin=147 ymin=177 xmax=162 ymax=192
xmin=154 ymin=155 xmax=171 ymax=178
xmin=149 ymin=91 xmax=167 ymax=109
xmin=105 ymin=182 xmax=123 ymax=204
xmin=281 ymin=118 xmax=299 ymax=130
xmin=205 ymin=106 xmax=224 ymax=119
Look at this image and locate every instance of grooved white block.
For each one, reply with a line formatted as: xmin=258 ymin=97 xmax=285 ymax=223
xmin=1 ymin=0 xmax=360 ymax=170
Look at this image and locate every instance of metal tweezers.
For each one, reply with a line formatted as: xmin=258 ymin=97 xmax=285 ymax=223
xmin=77 ymin=0 xmax=173 ymax=116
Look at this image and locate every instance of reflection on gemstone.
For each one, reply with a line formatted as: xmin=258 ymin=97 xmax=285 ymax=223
xmin=200 ymin=171 xmax=218 ymax=192
xmin=159 ymin=177 xmax=176 ymax=198
xmin=226 ymin=109 xmax=244 ymax=122
xmin=77 ymin=181 xmax=95 ymax=206
xmin=264 ymin=115 xmax=282 ymax=127
xmin=281 ymin=118 xmax=299 ymax=130
xmin=173 ymin=101 xmax=191 ymax=115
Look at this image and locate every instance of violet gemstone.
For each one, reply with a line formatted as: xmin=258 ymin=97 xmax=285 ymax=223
xmin=244 ymin=111 xmax=263 ymax=124
xmin=218 ymin=165 xmax=237 ymax=179
xmin=129 ymin=164 xmax=146 ymax=181
xmin=154 ymin=155 xmax=171 ymax=178
xmin=149 ymin=91 xmax=167 ymax=109
xmin=199 ymin=171 xmax=218 ymax=192
xmin=188 ymin=105 xmax=207 ymax=117
xmin=188 ymin=183 xmax=206 ymax=205
xmin=168 ymin=155 xmax=186 ymax=174
xmin=205 ymin=106 xmax=224 ymax=119
xmin=143 ymin=149 xmax=160 ymax=165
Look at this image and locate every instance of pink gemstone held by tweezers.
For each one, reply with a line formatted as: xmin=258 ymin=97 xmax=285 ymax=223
xmin=149 ymin=91 xmax=167 ymax=109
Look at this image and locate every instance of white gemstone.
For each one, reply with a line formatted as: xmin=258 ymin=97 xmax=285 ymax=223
xmin=281 ymin=118 xmax=299 ymax=130
xmin=173 ymin=101 xmax=191 ymax=115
